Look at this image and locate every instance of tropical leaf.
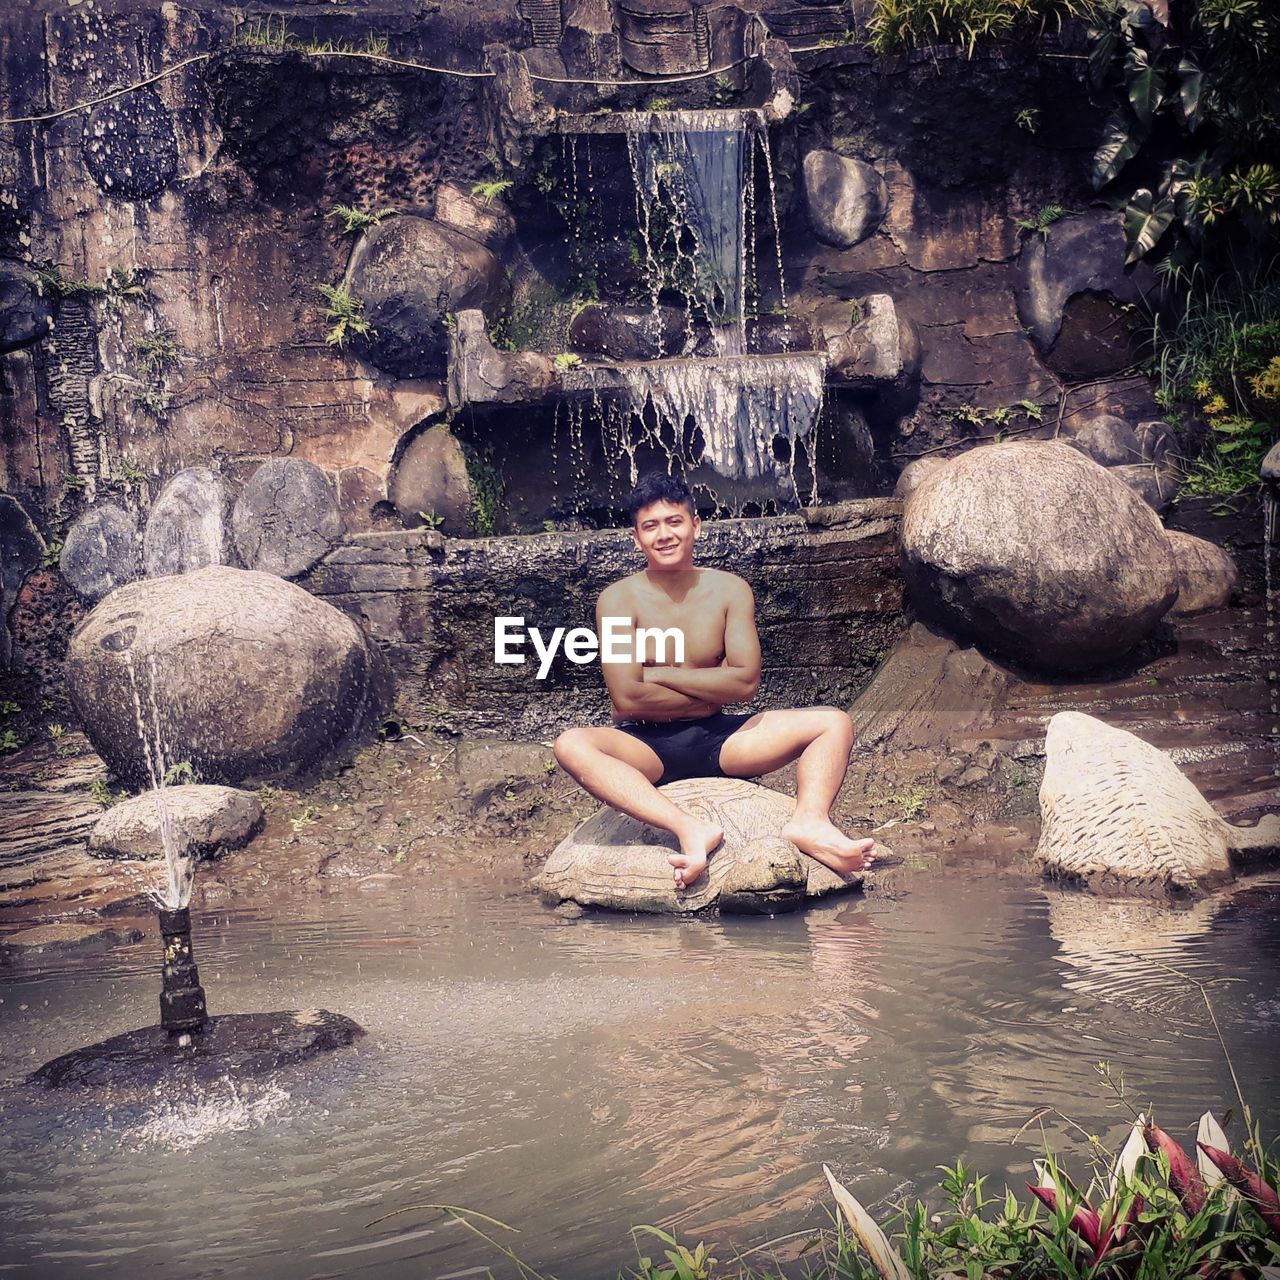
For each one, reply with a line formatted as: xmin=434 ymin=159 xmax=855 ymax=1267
xmin=1088 ymin=20 xmax=1120 ymax=89
xmin=1178 ymin=56 xmax=1204 ymax=129
xmin=1124 ymin=188 xmax=1176 ymax=262
xmin=1125 ymin=46 xmax=1167 ymax=124
xmin=1093 ymin=111 xmax=1145 ymax=188
xmin=822 ymin=1164 xmax=912 ymax=1280
xmin=1110 ymin=1112 xmax=1148 ymax=1200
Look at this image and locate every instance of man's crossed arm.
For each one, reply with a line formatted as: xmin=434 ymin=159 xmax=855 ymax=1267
xmin=643 ymin=579 xmax=761 ymax=705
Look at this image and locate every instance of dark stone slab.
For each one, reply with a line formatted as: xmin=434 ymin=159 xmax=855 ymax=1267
xmin=29 ymin=1010 xmax=365 ymax=1092
xmin=82 ymin=88 xmax=178 ymax=201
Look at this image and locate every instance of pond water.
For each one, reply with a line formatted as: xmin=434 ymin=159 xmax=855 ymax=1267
xmin=2 ymin=867 xmax=1278 ymax=1279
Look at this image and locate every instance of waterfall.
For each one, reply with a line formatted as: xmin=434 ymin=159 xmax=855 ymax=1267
xmin=624 ymin=109 xmax=768 ymax=358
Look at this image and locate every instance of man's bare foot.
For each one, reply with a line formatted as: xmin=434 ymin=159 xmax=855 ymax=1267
xmin=667 ymin=820 xmax=724 ymax=891
xmin=781 ymin=816 xmax=877 ymax=875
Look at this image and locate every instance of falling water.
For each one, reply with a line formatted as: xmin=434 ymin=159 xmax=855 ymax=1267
xmin=1266 ymin=490 xmax=1277 ymax=785
xmin=624 ymin=109 xmax=775 ymax=358
xmin=121 ymin=645 xmax=194 ymax=910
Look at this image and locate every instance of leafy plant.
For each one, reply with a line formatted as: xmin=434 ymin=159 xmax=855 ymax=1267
xmin=416 ymin=510 xmax=446 ymax=530
xmin=36 ymin=266 xmax=105 ymax=299
xmin=648 ymin=97 xmax=674 ymax=111
xmin=329 ymin=204 xmax=397 ymax=235
xmin=0 ymin=729 xmax=21 ymax=752
xmin=133 ymin=330 xmax=179 ymax=376
xmin=0 ymin=700 xmax=19 ymax=716
xmin=89 ymin=779 xmax=128 ymax=808
xmin=290 ymin=803 xmax=322 ymax=833
xmin=1087 ymin=0 xmax=1280 ymax=264
xmin=232 ymin=13 xmax=291 ymax=47
xmin=470 ymin=179 xmax=514 ymax=206
xmin=317 ymin=282 xmax=375 ymax=348
xmin=116 ymin=457 xmax=148 ymax=493
xmin=1016 ymin=107 xmax=1041 ymax=132
xmin=552 ymin=351 xmax=583 ymax=371
xmin=866 ymin=0 xmax=1102 ymax=56
xmin=42 ymin=540 xmax=62 ymax=569
xmin=462 ymin=442 xmax=504 ymax=537
xmin=628 ymin=1226 xmax=716 ymax=1280
xmin=1017 ymin=204 xmax=1068 ymax=238
xmin=162 ymin=760 xmax=200 ymax=786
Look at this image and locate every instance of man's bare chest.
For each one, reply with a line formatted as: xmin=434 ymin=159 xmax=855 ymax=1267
xmin=630 ymin=593 xmax=727 ymax=666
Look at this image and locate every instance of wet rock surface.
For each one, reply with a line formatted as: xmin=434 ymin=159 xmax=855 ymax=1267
xmin=1061 ymin=414 xmax=1142 ymax=467
xmin=534 ymin=777 xmax=869 ymax=915
xmin=142 ymin=468 xmax=228 ymax=578
xmin=1167 ymin=530 xmax=1239 ymax=614
xmin=81 ymin=88 xmax=178 ymax=200
xmin=1035 ymin=711 xmax=1280 ymax=895
xmin=67 ymin=566 xmax=372 ymax=786
xmin=60 ymin=504 xmax=141 ymax=602
xmin=802 ymin=149 xmax=888 ymax=249
xmin=28 ymin=1010 xmax=365 ymax=1092
xmin=89 ymin=785 xmax=263 ymax=861
xmin=0 ymin=923 xmax=144 ymax=959
xmin=388 ymin=423 xmax=475 ymax=534
xmin=232 ymin=458 xmax=345 ymax=579
xmin=0 ymin=260 xmax=51 ymax=353
xmin=900 ymin=441 xmax=1179 ymax=672
xmin=0 ymin=493 xmax=45 ymax=667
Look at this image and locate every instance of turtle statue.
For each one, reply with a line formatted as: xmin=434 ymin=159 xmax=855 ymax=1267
xmin=532 ymin=777 xmax=870 ymax=915
xmin=1035 ymin=711 xmax=1280 ymax=895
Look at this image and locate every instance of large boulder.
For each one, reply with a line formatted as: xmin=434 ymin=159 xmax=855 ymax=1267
xmin=1035 ymin=712 xmax=1280 ymax=894
xmin=89 ymin=784 xmax=262 ymax=860
xmin=0 ymin=493 xmax=45 ymax=667
xmin=894 ymin=455 xmax=950 ymax=500
xmin=389 ymin=423 xmax=475 ymax=534
xmin=824 ymin=294 xmax=919 ymax=389
xmin=802 ymin=150 xmax=888 ymax=249
xmin=142 ymin=467 xmax=227 ymax=578
xmin=0 ymin=260 xmax=51 ymax=353
xmin=900 ymin=441 xmax=1179 ymax=671
xmin=1263 ymin=440 xmax=1280 ymax=486
xmin=345 ymin=215 xmax=507 ymax=378
xmin=1061 ymin=414 xmax=1142 ymax=466
xmin=61 ymin=504 xmax=141 ymax=601
xmin=231 ymin=458 xmax=345 ymax=578
xmin=67 ymin=566 xmax=372 ymax=786
xmin=532 ymin=777 xmax=867 ymax=915
xmin=1166 ymin=531 xmax=1239 ymax=614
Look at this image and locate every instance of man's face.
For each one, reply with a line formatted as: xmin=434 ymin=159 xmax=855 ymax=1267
xmin=632 ymin=499 xmax=700 ymax=570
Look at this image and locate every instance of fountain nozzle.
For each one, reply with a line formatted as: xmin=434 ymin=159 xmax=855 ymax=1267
xmin=158 ymin=907 xmax=208 ymax=1036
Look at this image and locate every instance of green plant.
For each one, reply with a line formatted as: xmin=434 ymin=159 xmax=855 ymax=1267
xmin=163 ymin=760 xmax=200 ymax=786
xmin=290 ymin=803 xmax=322 ymax=833
xmin=317 ymin=282 xmax=375 ymax=348
xmin=329 ymin=204 xmax=397 ymax=235
xmin=0 ymin=728 xmax=21 ymax=752
xmin=866 ymin=0 xmax=1102 ymax=56
xmin=89 ymin=778 xmax=128 ymax=808
xmin=416 ymin=510 xmax=446 ymax=530
xmin=1017 ymin=204 xmax=1068 ymax=239
xmin=133 ymin=330 xmax=180 ymax=376
xmin=648 ymin=97 xmax=674 ymax=111
xmin=462 ymin=442 xmax=504 ymax=537
xmin=880 ymin=782 xmax=930 ymax=821
xmin=36 ymin=266 xmax=105 ymax=299
xmin=42 ymin=539 xmax=62 ymax=569
xmin=1016 ymin=107 xmax=1041 ymax=132
xmin=552 ymin=351 xmax=583 ymax=371
xmin=103 ymin=266 xmax=147 ymax=310
xmin=628 ymin=1226 xmax=717 ymax=1280
xmin=470 ymin=179 xmax=514 ymax=206
xmin=711 ymin=74 xmax=735 ymax=105
xmin=133 ymin=386 xmax=172 ymax=417
xmin=0 ymin=700 xmax=19 ymax=716
xmin=233 ymin=13 xmax=291 ymax=47
xmin=1087 ymin=0 xmax=1280 ymax=265
xmin=255 ymin=783 xmax=282 ymax=809
xmin=116 ymin=457 xmax=148 ymax=493
xmin=62 ymin=472 xmax=88 ymax=494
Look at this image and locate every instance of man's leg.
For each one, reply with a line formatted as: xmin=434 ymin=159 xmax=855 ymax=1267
xmin=553 ymin=727 xmax=724 ymax=888
xmin=717 ymin=706 xmax=876 ymax=874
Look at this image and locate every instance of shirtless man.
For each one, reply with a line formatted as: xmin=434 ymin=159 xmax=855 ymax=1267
xmin=553 ymin=472 xmax=877 ymax=890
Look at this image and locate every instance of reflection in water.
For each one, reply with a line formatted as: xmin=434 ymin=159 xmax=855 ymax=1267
xmin=0 ymin=872 xmax=1276 ymax=1279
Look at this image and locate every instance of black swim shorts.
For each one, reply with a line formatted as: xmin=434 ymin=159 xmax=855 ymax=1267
xmin=615 ymin=710 xmax=755 ymax=784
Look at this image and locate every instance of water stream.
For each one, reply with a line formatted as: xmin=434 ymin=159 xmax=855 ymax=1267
xmin=2 ymin=869 xmax=1277 ymax=1279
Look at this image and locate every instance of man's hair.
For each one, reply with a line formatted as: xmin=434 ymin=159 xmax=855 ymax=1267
xmin=625 ymin=473 xmax=696 ymax=525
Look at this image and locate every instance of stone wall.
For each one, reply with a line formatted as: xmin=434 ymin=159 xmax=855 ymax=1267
xmin=302 ymin=498 xmax=905 ymax=736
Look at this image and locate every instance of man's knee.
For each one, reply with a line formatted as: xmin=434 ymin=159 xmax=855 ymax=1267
xmin=816 ymin=706 xmax=855 ymax=742
xmin=553 ymin=727 xmax=594 ymax=772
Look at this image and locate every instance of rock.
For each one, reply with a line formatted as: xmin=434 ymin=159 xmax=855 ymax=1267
xmin=1035 ymin=711 xmax=1280 ymax=894
xmin=825 ymin=294 xmax=919 ymax=388
xmin=1166 ymin=531 xmax=1239 ymax=614
xmin=389 ymin=423 xmax=475 ymax=534
xmin=569 ymin=302 xmax=690 ymax=361
xmin=1042 ymin=289 xmax=1147 ymax=381
xmin=89 ymin=784 xmax=263 ymax=860
xmin=616 ymin=0 xmax=705 ymax=74
xmin=142 ymin=467 xmax=228 ymax=578
xmin=894 ymin=455 xmax=950 ymax=500
xmin=1263 ymin=440 xmax=1280 ymax=486
xmin=532 ymin=777 xmax=868 ymax=915
xmin=900 ymin=441 xmax=1179 ymax=671
xmin=434 ymin=181 xmax=516 ymax=253
xmin=802 ymin=150 xmax=888 ymax=249
xmin=1062 ymin=414 xmax=1142 ymax=466
xmin=231 ymin=458 xmax=345 ymax=579
xmin=0 ymin=260 xmax=51 ymax=353
xmin=60 ymin=504 xmax=141 ymax=601
xmin=67 ymin=565 xmax=372 ymax=786
xmin=1112 ymin=462 xmax=1178 ymax=514
xmin=0 ymin=492 xmax=45 ymax=667
xmin=1017 ymin=211 xmax=1153 ymax=351
xmin=1135 ymin=420 xmax=1179 ymax=469
xmin=1 ymin=924 xmax=144 ymax=957
xmin=345 ymin=214 xmax=507 ymax=378
xmin=81 ymin=89 xmax=178 ymax=201
xmin=446 ymin=308 xmax=554 ymax=408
